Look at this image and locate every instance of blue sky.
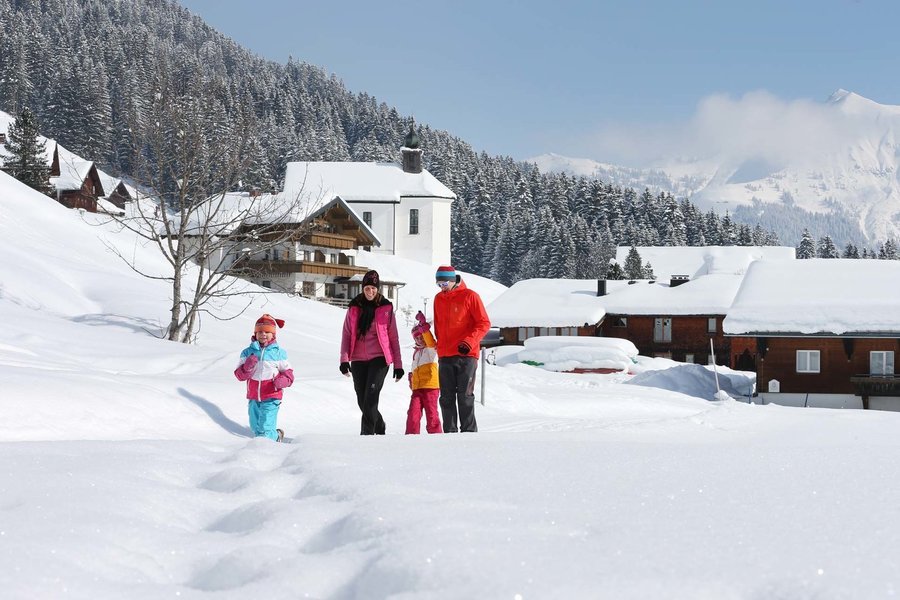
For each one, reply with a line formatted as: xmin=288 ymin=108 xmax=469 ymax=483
xmin=178 ymin=0 xmax=900 ymax=164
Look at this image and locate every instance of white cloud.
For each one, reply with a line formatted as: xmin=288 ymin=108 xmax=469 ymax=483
xmin=581 ymin=90 xmax=876 ymax=168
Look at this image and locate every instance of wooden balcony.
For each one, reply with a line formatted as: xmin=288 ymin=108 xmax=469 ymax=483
xmin=850 ymin=374 xmax=900 ymax=408
xmin=297 ymin=231 xmax=358 ymax=250
xmin=230 ymin=259 xmax=368 ymax=278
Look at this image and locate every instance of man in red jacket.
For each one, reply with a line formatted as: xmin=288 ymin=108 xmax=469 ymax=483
xmin=432 ymin=265 xmax=491 ymax=432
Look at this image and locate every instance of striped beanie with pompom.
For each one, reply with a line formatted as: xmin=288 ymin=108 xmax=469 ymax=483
xmin=255 ymin=313 xmax=285 ymax=336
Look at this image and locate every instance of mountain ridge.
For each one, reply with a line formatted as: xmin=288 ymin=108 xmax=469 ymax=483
xmin=528 ymin=90 xmax=900 ymax=244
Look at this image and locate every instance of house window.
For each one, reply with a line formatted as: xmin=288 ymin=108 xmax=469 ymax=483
xmin=302 ymin=281 xmax=316 ymax=297
xmin=653 ymin=317 xmax=672 ymax=342
xmin=261 ymin=280 xmax=271 ymax=289
xmin=526 ymin=327 xmax=536 ymax=339
xmin=272 ymin=248 xmax=281 ymax=261
xmin=363 ymin=211 xmax=372 ymax=227
xmin=796 ymin=350 xmax=821 ymax=373
xmin=518 ymin=327 xmax=526 ymax=342
xmin=707 ymin=317 xmax=717 ymax=333
xmin=870 ymin=351 xmax=895 ymax=376
xmin=386 ymin=285 xmax=394 ymax=299
xmin=539 ymin=327 xmax=549 ymax=336
xmin=613 ymin=317 xmax=627 ymax=328
xmin=409 ymin=209 xmax=419 ymax=234
xmin=324 ymin=283 xmax=336 ymax=297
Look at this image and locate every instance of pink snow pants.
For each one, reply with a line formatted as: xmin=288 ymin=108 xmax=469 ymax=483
xmin=406 ymin=388 xmax=442 ymax=434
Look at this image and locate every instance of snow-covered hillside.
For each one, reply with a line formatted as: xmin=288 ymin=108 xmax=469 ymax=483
xmin=530 ymin=89 xmax=900 ymax=243
xmin=6 ymin=168 xmax=900 ymax=598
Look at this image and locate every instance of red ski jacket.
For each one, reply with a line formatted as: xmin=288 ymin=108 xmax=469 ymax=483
xmin=433 ymin=278 xmax=491 ymax=359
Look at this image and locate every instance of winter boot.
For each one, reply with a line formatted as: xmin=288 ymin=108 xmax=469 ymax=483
xmin=276 ymin=428 xmax=285 ymax=443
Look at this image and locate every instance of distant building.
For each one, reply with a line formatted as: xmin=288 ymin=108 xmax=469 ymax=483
xmin=281 ymin=127 xmax=455 ymax=266
xmin=724 ymin=259 xmax=900 ymax=410
xmin=489 ymin=274 xmax=743 ymax=366
xmin=49 ymin=144 xmax=104 ymax=212
xmin=185 ymin=191 xmax=397 ymax=306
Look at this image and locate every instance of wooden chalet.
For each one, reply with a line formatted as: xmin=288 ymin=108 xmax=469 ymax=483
xmin=49 ymin=144 xmax=104 ymax=212
xmin=595 ymin=275 xmax=738 ymax=366
xmin=488 ymin=274 xmax=742 ymax=367
xmin=200 ymin=192 xmax=391 ymax=305
xmin=98 ymin=172 xmax=133 ymax=209
xmin=724 ymin=259 xmax=900 ymax=410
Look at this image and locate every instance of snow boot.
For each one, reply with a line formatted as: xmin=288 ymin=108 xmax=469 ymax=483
xmin=276 ymin=428 xmax=285 ymax=443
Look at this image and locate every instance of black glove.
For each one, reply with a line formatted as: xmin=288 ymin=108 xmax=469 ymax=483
xmin=457 ymin=342 xmax=471 ymax=355
xmin=393 ymin=368 xmax=404 ymax=381
xmin=339 ymin=362 xmax=351 ymax=375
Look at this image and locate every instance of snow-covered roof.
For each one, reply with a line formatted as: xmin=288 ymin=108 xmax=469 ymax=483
xmin=724 ymin=259 xmax=900 ymax=335
xmin=614 ymin=246 xmax=795 ymax=280
xmin=181 ymin=191 xmax=380 ymax=245
xmin=283 ymin=161 xmax=456 ymax=204
xmin=600 ymin=273 xmax=744 ymax=315
xmin=97 ymin=172 xmax=135 ymax=199
xmin=50 ymin=159 xmax=98 ymax=192
xmin=487 ymin=279 xmax=608 ymax=327
xmin=488 ymin=273 xmax=744 ymax=327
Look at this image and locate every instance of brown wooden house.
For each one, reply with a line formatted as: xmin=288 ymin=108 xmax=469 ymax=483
xmin=724 ymin=259 xmax=900 ymax=410
xmin=488 ymin=275 xmax=742 ymax=366
xmin=98 ymin=172 xmax=133 ymax=209
xmin=594 ymin=274 xmax=741 ymax=365
xmin=186 ymin=191 xmax=390 ymax=306
xmin=49 ymin=144 xmax=104 ymax=211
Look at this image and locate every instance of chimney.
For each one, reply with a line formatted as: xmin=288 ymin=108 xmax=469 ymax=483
xmin=401 ymin=124 xmax=423 ymax=174
xmin=670 ymin=275 xmax=690 ymax=287
xmin=597 ymin=279 xmax=607 ymax=296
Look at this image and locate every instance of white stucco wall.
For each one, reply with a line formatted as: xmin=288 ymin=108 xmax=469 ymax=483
xmin=394 ymin=197 xmax=452 ymax=266
xmin=346 ymin=196 xmax=452 ymax=266
xmin=346 ymin=201 xmax=396 ymax=254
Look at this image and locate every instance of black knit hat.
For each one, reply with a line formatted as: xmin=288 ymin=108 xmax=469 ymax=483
xmin=362 ymin=270 xmax=380 ymax=288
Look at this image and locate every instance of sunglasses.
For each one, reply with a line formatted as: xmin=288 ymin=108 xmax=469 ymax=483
xmin=436 ymin=280 xmax=452 ymax=288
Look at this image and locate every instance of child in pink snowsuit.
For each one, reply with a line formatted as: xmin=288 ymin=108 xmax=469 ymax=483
xmin=406 ymin=311 xmax=442 ymax=434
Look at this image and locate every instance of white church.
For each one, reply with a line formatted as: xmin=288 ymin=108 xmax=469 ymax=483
xmin=281 ymin=127 xmax=455 ymax=267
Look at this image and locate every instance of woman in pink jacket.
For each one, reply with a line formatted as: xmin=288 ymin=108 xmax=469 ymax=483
xmin=339 ymin=270 xmax=404 ymax=435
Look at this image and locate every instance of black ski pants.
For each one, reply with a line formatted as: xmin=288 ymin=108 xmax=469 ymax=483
xmin=351 ymin=356 xmax=388 ymax=435
xmin=439 ymin=356 xmax=478 ymax=433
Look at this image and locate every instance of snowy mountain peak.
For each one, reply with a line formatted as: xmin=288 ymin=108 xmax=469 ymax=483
xmin=529 ymin=91 xmax=900 ymax=244
xmin=827 ymin=89 xmax=900 ymax=117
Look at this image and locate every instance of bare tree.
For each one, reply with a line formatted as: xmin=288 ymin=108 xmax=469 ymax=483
xmin=101 ymin=71 xmax=316 ymax=343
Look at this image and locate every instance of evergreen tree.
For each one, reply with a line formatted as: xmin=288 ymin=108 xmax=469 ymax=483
xmin=2 ymin=106 xmax=50 ymax=194
xmin=817 ymin=235 xmax=839 ymax=258
xmin=548 ymin=227 xmax=576 ymax=279
xmin=842 ymin=243 xmax=860 ymax=259
xmin=490 ymin=215 xmax=521 ymax=286
xmin=797 ymin=229 xmax=816 ymax=259
xmin=450 ymin=200 xmax=482 ymax=274
xmin=606 ymin=261 xmax=625 ymax=280
xmin=624 ymin=246 xmax=644 ymax=279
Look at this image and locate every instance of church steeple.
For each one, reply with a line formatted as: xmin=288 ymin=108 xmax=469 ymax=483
xmin=401 ymin=122 xmax=423 ymax=174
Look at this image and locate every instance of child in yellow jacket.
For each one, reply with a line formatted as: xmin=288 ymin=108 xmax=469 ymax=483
xmin=406 ymin=311 xmax=442 ymax=434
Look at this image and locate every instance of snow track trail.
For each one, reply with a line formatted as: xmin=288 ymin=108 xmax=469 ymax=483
xmin=0 ymin=440 xmax=413 ymax=599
